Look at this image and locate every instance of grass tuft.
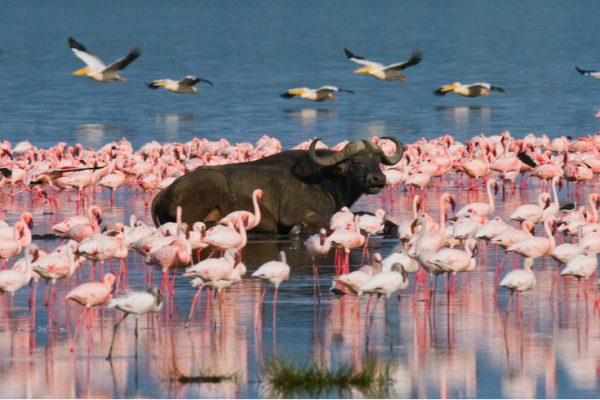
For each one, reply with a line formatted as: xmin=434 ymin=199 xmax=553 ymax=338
xmin=169 ymin=367 xmax=237 ymax=384
xmin=264 ymin=357 xmax=391 ymax=398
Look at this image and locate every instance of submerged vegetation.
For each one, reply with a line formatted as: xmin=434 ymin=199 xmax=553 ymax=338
xmin=168 ymin=367 xmax=238 ymax=385
xmin=263 ymin=357 xmax=392 ymax=398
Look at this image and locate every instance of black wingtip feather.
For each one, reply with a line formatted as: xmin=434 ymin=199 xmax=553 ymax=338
xmin=517 ymin=152 xmax=537 ymax=168
xmin=68 ymin=37 xmax=87 ymax=52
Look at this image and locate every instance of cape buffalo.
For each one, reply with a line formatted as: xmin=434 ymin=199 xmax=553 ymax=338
xmin=151 ymin=137 xmax=403 ymax=234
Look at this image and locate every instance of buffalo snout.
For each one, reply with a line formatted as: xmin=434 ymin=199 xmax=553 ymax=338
xmin=366 ymin=172 xmax=386 ymax=193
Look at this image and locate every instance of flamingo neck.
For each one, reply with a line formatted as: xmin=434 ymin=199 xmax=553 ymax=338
xmin=588 ymin=195 xmax=598 ymax=223
xmin=543 ymin=219 xmax=555 ymax=252
xmin=252 ymin=191 xmax=262 ymax=226
xmin=486 ymin=181 xmax=495 ymax=213
xmin=551 ymin=179 xmax=559 ymax=209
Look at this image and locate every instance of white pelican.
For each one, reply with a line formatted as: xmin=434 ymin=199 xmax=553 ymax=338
xmin=575 ymin=66 xmax=600 ymax=79
xmin=280 ymin=86 xmax=354 ymax=102
xmin=68 ymin=37 xmax=140 ymax=83
xmin=146 ymin=76 xmax=213 ymax=93
xmin=434 ymin=82 xmax=506 ymax=97
xmin=344 ymin=48 xmax=422 ymax=81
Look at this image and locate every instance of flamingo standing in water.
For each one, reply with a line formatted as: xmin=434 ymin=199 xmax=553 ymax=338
xmin=509 ymin=193 xmax=552 ymax=224
xmin=328 ymin=215 xmax=365 ymax=275
xmin=252 ymin=251 xmax=290 ymax=325
xmin=0 ymin=246 xmax=34 ymax=307
xmin=0 ymin=221 xmax=31 ymax=268
xmin=304 ymin=228 xmax=331 ymax=300
xmin=455 ymin=178 xmax=498 ymax=223
xmin=508 ymin=217 xmax=557 ymax=260
xmin=65 ymin=273 xmax=115 ymax=352
xmin=145 ymin=237 xmax=192 ymax=288
xmin=219 ymin=188 xmax=264 ymax=230
xmin=106 ymin=287 xmax=163 ymax=360
xmin=500 ymin=257 xmax=536 ymax=311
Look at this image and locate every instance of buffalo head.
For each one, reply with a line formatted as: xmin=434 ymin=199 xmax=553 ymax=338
xmin=308 ymin=137 xmax=404 ymax=194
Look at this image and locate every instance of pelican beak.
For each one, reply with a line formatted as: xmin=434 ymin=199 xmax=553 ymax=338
xmin=353 ymin=66 xmax=370 ymax=74
xmin=73 ymin=66 xmax=90 ymax=76
xmin=288 ymin=89 xmax=305 ymax=95
xmin=441 ymin=85 xmax=458 ymax=93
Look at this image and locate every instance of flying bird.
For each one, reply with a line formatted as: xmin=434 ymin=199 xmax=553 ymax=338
xmin=68 ymin=37 xmax=141 ymax=83
xmin=434 ymin=82 xmax=506 ymax=97
xmin=575 ymin=66 xmax=600 ymax=78
xmin=344 ymin=48 xmax=422 ymax=81
xmin=280 ymin=86 xmax=354 ymax=102
xmin=146 ymin=76 xmax=213 ymax=93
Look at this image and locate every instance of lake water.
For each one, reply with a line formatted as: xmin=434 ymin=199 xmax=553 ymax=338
xmin=2 ymin=1 xmax=600 ymax=149
xmin=1 ymin=1 xmax=600 ymax=398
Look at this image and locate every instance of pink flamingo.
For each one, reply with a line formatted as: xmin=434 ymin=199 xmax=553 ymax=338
xmin=508 ymin=217 xmax=557 ymax=259
xmin=329 ymin=206 xmax=354 ymax=230
xmin=304 ymin=228 xmax=332 ymax=299
xmin=51 ymin=205 xmax=102 ymax=234
xmin=500 ymin=257 xmax=536 ymax=310
xmin=0 ymin=246 xmax=34 ymax=307
xmin=106 ymin=287 xmax=163 ymax=360
xmin=203 ymin=215 xmax=248 ymax=254
xmin=65 ymin=273 xmax=116 ymax=352
xmin=328 ymin=215 xmax=365 ymax=275
xmin=219 ymin=188 xmax=264 ymax=230
xmin=455 ymin=178 xmax=498 ymax=223
xmin=145 ymin=237 xmax=192 ymax=288
xmin=98 ymin=170 xmax=126 ymax=205
xmin=0 ymin=221 xmax=30 ymax=268
xmin=252 ymin=250 xmax=290 ymax=323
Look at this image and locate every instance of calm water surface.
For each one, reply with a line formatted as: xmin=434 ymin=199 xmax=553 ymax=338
xmin=1 ymin=1 xmax=600 ymax=398
xmin=1 ymin=1 xmax=600 ymax=148
xmin=0 ymin=178 xmax=599 ymax=398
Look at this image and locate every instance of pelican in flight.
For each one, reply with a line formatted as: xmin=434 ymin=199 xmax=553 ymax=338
xmin=68 ymin=37 xmax=140 ymax=83
xmin=146 ymin=76 xmax=213 ymax=93
xmin=434 ymin=82 xmax=506 ymax=97
xmin=343 ymin=48 xmax=422 ymax=81
xmin=575 ymin=66 xmax=600 ymax=78
xmin=280 ymin=86 xmax=354 ymax=102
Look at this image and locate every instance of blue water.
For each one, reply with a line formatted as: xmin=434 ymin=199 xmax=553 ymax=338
xmin=2 ymin=0 xmax=600 ymax=149
xmin=1 ymin=2 xmax=600 ymax=399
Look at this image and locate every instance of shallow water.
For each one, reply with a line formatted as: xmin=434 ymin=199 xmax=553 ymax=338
xmin=0 ymin=176 xmax=599 ymax=398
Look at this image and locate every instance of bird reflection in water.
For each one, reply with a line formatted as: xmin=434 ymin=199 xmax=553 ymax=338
xmin=283 ymin=108 xmax=337 ymax=130
xmin=437 ymin=105 xmax=491 ymax=131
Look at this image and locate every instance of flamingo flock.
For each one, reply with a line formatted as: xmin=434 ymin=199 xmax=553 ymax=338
xmin=0 ymin=130 xmax=599 ymax=359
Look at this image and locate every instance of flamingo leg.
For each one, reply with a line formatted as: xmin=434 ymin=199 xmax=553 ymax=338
xmin=185 ymin=285 xmax=204 ymax=328
xmin=106 ymin=312 xmax=129 ymax=361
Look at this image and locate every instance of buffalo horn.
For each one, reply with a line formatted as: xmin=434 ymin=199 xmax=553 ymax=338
xmin=378 ymin=136 xmax=404 ymax=165
xmin=308 ymin=138 xmax=367 ymax=167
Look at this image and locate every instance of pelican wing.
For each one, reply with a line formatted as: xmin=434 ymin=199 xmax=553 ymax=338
xmin=104 ymin=47 xmax=141 ymax=73
xmin=471 ymin=82 xmax=506 ymax=93
xmin=316 ymin=86 xmax=354 ymax=95
xmin=576 ymin=66 xmax=599 ymax=76
xmin=344 ymin=48 xmax=376 ymax=67
xmin=69 ymin=37 xmax=106 ymax=71
xmin=384 ymin=50 xmax=423 ymax=71
xmin=180 ymin=76 xmax=213 ymax=87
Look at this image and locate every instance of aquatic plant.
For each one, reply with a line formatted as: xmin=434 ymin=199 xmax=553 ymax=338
xmin=168 ymin=367 xmax=237 ymax=384
xmin=263 ymin=357 xmax=391 ymax=398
